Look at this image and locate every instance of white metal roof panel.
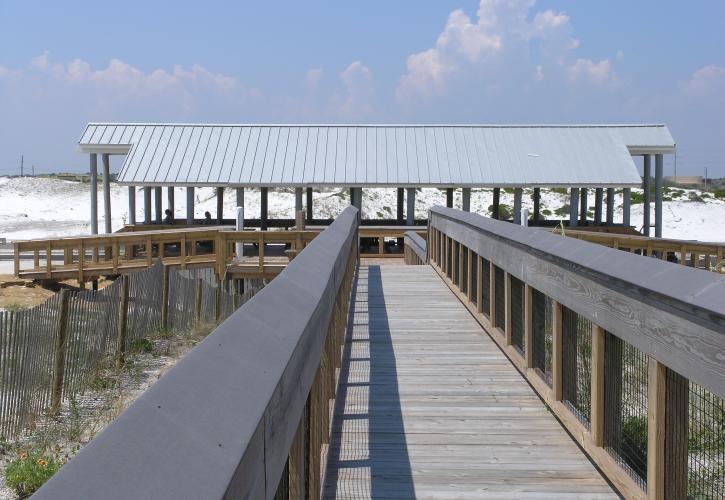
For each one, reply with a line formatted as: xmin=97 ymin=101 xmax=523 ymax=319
xmin=78 ymin=124 xmax=675 ymax=187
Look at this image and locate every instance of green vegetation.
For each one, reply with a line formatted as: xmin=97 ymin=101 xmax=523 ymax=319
xmin=488 ymin=203 xmax=512 ymax=220
xmin=130 ymin=338 xmax=154 ymax=354
xmin=622 ymin=415 xmax=648 ymax=480
xmin=551 ymin=187 xmax=568 ymax=195
xmin=713 ymin=189 xmax=725 ymax=199
xmin=541 ymin=209 xmax=552 ymax=217
xmin=554 ymin=204 xmax=569 ymax=217
xmin=5 ymin=449 xmax=63 ymax=497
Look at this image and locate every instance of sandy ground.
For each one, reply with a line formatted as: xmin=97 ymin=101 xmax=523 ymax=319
xmin=1 ymin=176 xmax=724 ymax=243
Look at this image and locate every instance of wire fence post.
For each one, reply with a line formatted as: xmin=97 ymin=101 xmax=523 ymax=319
xmin=51 ymin=289 xmax=70 ymax=414
xmin=195 ymin=278 xmax=203 ymax=323
xmin=161 ymin=265 xmax=170 ymax=331
xmin=116 ymin=275 xmax=130 ymax=367
xmin=215 ymin=282 xmax=222 ymax=323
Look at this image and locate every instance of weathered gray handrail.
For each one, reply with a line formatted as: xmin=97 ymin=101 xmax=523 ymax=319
xmin=403 ymin=231 xmax=427 ymax=264
xmin=429 ymin=206 xmax=725 ymax=499
xmin=430 ymin=206 xmax=725 ymax=398
xmin=35 ymin=206 xmax=360 ymax=499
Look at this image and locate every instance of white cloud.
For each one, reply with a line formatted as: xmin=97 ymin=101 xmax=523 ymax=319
xmin=28 ymin=52 xmax=238 ymax=96
xmin=535 ymin=64 xmax=544 ymax=81
xmin=396 ymin=0 xmax=616 ymax=102
xmin=684 ymin=64 xmax=725 ymax=97
xmin=337 ymin=61 xmax=374 ymax=118
xmin=304 ymin=68 xmax=323 ymax=90
xmin=567 ymin=58 xmax=620 ymax=87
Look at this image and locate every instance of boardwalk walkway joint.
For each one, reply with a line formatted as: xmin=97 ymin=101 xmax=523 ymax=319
xmin=324 ymin=265 xmax=618 ymax=499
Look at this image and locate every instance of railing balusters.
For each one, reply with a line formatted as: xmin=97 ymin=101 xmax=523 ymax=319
xmin=428 ymin=208 xmax=725 ymax=500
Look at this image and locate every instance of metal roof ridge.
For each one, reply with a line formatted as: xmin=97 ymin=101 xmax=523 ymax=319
xmin=82 ymin=122 xmax=668 ymax=129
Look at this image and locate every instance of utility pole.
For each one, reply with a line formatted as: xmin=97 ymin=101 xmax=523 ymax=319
xmin=20 ymin=155 xmax=23 ymax=177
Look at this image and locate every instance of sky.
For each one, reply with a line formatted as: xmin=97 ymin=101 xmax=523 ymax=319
xmin=0 ymin=0 xmax=724 ymax=177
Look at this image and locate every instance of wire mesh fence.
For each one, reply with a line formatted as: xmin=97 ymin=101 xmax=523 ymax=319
xmin=561 ymin=306 xmax=592 ymax=428
xmin=531 ymin=288 xmax=553 ymax=386
xmin=470 ymin=253 xmax=478 ymax=307
xmin=0 ymin=261 xmax=261 ymax=441
xmin=494 ymin=265 xmax=505 ymax=331
xmin=603 ymin=333 xmax=649 ymax=489
xmin=666 ymin=371 xmax=725 ymax=499
xmin=510 ymin=276 xmax=524 ymax=355
xmin=461 ymin=246 xmax=468 ymax=296
xmin=481 ymin=257 xmax=491 ymax=317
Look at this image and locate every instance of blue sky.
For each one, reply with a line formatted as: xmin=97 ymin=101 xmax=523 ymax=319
xmin=1 ymin=0 xmax=724 ymax=176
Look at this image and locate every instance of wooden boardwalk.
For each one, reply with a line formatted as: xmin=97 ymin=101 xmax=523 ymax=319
xmin=323 ymin=265 xmax=619 ymax=499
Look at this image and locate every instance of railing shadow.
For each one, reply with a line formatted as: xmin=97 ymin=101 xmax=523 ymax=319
xmin=324 ymin=265 xmax=415 ymax=498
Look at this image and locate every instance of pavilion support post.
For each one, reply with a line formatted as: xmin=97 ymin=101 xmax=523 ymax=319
xmin=154 ymin=186 xmax=162 ymax=224
xmin=594 ymin=188 xmax=603 ymax=225
xmin=167 ymin=187 xmax=174 ymax=221
xmin=569 ymin=188 xmax=579 ymax=227
xmin=446 ymin=188 xmax=454 ymax=208
xmin=397 ymin=188 xmax=404 ymax=222
xmin=186 ymin=187 xmax=195 ymax=225
xmin=513 ymin=188 xmax=522 ymax=225
xmin=623 ymin=188 xmax=631 ymax=227
xmin=655 ymin=154 xmax=664 ymax=238
xmin=128 ymin=186 xmax=136 ymax=225
xmin=579 ymin=188 xmax=588 ymax=224
xmin=89 ymin=154 xmax=98 ymax=235
xmin=261 ymin=187 xmax=269 ymax=230
xmin=606 ymin=187 xmax=615 ymax=225
xmin=143 ymin=187 xmax=152 ymax=225
xmin=306 ymin=188 xmax=313 ymax=221
xmin=492 ymin=188 xmax=500 ymax=220
xmin=406 ymin=188 xmax=416 ymax=226
xmin=295 ymin=187 xmax=303 ymax=214
xmin=102 ymin=153 xmax=112 ymax=233
xmin=350 ymin=187 xmax=362 ymax=211
xmin=216 ymin=187 xmax=224 ymax=224
xmin=533 ymin=188 xmax=540 ymax=222
xmin=643 ymin=154 xmax=652 ymax=236
xmin=462 ymin=188 xmax=471 ymax=212
xmin=236 ymin=187 xmax=244 ymax=208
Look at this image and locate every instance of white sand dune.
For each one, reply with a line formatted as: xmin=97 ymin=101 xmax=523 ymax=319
xmin=0 ymin=176 xmax=723 ymax=243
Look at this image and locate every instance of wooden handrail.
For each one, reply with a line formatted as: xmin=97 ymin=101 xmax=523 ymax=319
xmin=429 ymin=206 xmax=725 ymax=500
xmin=554 ymin=228 xmax=725 ymax=273
xmin=34 ymin=207 xmax=361 ymax=499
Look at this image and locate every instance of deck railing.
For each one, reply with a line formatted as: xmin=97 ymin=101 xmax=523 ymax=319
xmin=34 ymin=206 xmax=359 ymax=499
xmin=403 ymin=231 xmax=427 ymax=265
xmin=13 ymin=227 xmax=319 ymax=281
xmin=427 ymin=206 xmax=725 ymax=500
xmin=556 ymin=229 xmax=725 ymax=273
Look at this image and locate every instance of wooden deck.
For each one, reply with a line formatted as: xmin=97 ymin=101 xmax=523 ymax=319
xmin=324 ymin=265 xmax=619 ymax=499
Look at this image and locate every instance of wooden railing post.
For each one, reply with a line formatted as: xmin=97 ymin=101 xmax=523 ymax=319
xmin=160 ymin=265 xmax=170 ymax=331
xmin=13 ymin=243 xmax=20 ymax=276
xmin=489 ymin=261 xmax=496 ymax=321
xmin=647 ymin=358 xmax=667 ymax=500
xmin=663 ymin=367 xmax=689 ymax=499
xmin=504 ymin=272 xmax=512 ymax=345
xmin=51 ymin=289 xmax=71 ymax=414
xmin=590 ymin=325 xmax=605 ymax=446
xmin=476 ymin=255 xmax=484 ymax=314
xmin=552 ymin=301 xmax=563 ymax=401
xmin=117 ymin=275 xmax=130 ymax=367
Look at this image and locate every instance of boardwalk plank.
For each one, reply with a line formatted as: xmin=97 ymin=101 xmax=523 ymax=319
xmin=323 ymin=265 xmax=618 ymax=499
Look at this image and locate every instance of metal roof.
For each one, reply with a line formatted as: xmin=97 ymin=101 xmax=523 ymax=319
xmin=78 ymin=124 xmax=675 ymax=187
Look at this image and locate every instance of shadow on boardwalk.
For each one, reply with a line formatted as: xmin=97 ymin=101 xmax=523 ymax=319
xmin=324 ymin=265 xmax=415 ymax=499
